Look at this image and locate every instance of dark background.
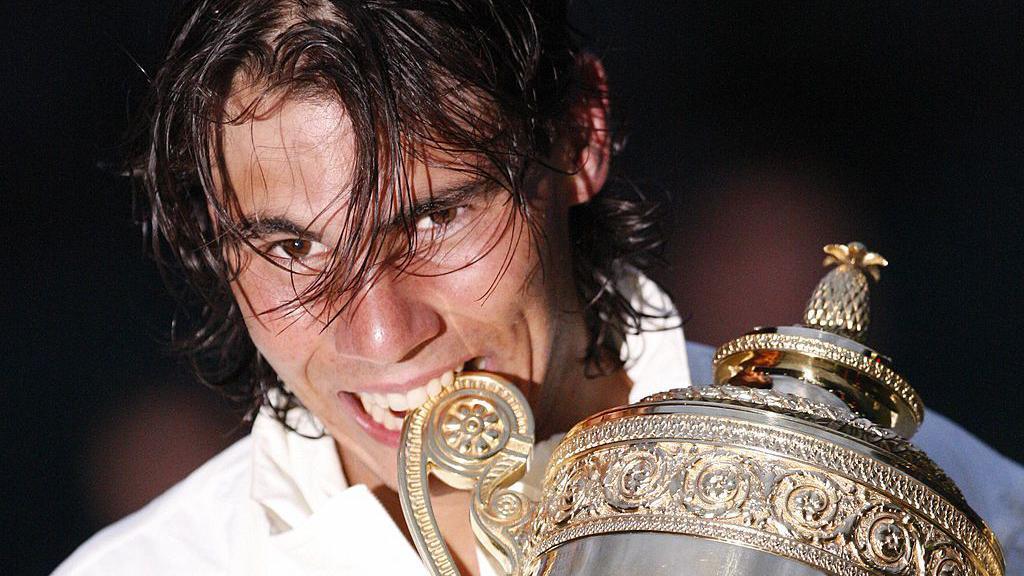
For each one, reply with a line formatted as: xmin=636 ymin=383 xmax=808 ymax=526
xmin=4 ymin=2 xmax=1022 ymax=574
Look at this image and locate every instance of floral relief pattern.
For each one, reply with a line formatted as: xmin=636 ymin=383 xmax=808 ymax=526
xmin=602 ymin=444 xmax=670 ymax=510
xmin=440 ymin=399 xmax=503 ymax=458
xmin=770 ymin=470 xmax=858 ymax=543
xmin=926 ymin=546 xmax=969 ymax=576
xmin=854 ymin=505 xmax=919 ymax=575
xmin=534 ymin=441 xmax=984 ymax=576
xmin=679 ymin=450 xmax=766 ymax=525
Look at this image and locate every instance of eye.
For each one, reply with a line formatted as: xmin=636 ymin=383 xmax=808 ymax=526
xmin=267 ymin=238 xmax=327 ymax=263
xmin=279 ymin=239 xmax=312 ymax=258
xmin=414 ymin=206 xmax=464 ymax=232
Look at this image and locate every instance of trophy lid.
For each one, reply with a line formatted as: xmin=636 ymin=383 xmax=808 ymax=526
xmin=712 ymin=242 xmax=924 ymax=437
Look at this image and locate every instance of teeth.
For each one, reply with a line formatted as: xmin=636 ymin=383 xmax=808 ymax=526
xmin=382 ymin=411 xmax=404 ymax=431
xmin=406 ymin=385 xmax=428 ymax=408
xmin=370 ymin=403 xmax=385 ymax=425
xmin=386 ymin=391 xmax=409 ymax=411
xmin=426 ymin=378 xmax=442 ymax=398
xmin=356 ymin=362 xmax=475 ymax=430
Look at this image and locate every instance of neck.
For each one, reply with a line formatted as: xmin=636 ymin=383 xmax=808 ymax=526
xmin=534 ymin=365 xmax=631 ymax=441
xmin=530 ymin=296 xmax=635 ymax=440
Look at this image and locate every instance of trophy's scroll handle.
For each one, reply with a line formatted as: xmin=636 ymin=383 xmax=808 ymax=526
xmin=398 ymin=372 xmax=535 ymax=576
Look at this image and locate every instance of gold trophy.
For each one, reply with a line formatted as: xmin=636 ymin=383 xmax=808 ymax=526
xmin=398 ymin=243 xmax=1005 ymax=576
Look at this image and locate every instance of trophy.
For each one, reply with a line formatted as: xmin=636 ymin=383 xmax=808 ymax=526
xmin=397 ymin=243 xmax=1005 ymax=576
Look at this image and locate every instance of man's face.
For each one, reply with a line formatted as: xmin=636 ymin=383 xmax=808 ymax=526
xmin=218 ymin=97 xmax=588 ymax=491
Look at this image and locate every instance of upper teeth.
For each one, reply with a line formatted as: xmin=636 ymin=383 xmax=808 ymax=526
xmin=358 ymin=361 xmax=478 ymax=431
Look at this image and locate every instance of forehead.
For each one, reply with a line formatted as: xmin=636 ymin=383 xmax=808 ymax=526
xmin=219 ymin=96 xmax=352 ymax=223
xmin=217 ymin=94 xmax=482 ymax=228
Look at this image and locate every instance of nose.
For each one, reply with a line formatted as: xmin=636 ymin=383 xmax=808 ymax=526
xmin=332 ymin=275 xmax=443 ymax=364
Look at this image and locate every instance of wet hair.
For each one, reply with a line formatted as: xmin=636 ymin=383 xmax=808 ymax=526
xmin=136 ymin=0 xmax=667 ymax=427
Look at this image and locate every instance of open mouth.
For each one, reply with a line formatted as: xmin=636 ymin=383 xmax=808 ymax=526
xmin=345 ymin=356 xmax=489 ymax=435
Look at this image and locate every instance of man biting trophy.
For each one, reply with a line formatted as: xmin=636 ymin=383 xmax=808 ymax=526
xmin=54 ymin=2 xmax=1022 ymax=575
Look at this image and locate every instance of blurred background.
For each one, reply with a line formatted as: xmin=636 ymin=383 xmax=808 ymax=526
xmin=3 ymin=2 xmax=1022 ymax=574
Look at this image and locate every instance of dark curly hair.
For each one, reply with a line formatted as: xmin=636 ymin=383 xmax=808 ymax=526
xmin=136 ymin=0 xmax=669 ymax=428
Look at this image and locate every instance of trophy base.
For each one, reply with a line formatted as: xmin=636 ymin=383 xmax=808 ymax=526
xmin=532 ymin=532 xmax=828 ymax=575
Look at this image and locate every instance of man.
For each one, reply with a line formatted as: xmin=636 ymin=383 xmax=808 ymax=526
xmin=55 ymin=1 xmax=1022 ymax=575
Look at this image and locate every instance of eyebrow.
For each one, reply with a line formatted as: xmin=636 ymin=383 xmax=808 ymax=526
xmin=236 ymin=178 xmax=492 ymax=241
xmin=237 ymin=216 xmax=319 ymax=242
xmin=393 ymin=179 xmax=489 ymax=227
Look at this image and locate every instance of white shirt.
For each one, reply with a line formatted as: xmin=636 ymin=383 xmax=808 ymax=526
xmin=54 ymin=280 xmax=1023 ymax=575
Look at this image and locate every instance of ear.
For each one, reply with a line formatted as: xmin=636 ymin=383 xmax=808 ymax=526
xmin=566 ymin=54 xmax=612 ymax=206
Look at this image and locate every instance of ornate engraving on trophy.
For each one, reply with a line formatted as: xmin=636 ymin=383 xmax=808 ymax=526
xmin=683 ymin=450 xmax=759 ymax=521
xmin=532 ymin=415 xmax=990 ymax=575
xmin=439 ymin=396 xmax=506 ymax=459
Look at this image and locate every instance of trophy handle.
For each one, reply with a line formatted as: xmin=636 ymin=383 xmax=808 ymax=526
xmin=398 ymin=372 xmax=536 ymax=576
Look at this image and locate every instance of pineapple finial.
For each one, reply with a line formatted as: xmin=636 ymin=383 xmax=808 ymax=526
xmin=803 ymin=242 xmax=888 ymax=342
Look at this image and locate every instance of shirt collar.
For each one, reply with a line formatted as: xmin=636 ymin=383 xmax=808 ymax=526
xmin=250 ymin=398 xmax=347 ymax=533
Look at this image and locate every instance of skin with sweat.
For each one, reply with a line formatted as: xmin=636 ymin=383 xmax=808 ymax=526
xmin=218 ymin=72 xmax=627 ymax=573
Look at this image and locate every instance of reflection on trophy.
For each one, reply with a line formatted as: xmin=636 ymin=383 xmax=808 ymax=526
xmin=398 ymin=243 xmax=1005 ymax=576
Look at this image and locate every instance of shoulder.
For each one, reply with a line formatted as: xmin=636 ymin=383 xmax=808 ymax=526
xmin=913 ymin=411 xmax=1024 ymax=571
xmin=684 ymin=341 xmax=715 ymax=385
xmin=52 ymin=436 xmax=255 ymax=576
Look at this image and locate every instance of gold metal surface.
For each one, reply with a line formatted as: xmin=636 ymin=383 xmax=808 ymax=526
xmin=533 ymin=386 xmax=1003 ymax=576
xmin=398 ymin=372 xmax=535 ymax=576
xmin=641 ymin=385 xmax=958 ymax=504
xmin=714 ymin=242 xmax=923 ymax=437
xmin=713 ymin=328 xmax=924 ymax=437
xmin=804 ymin=242 xmax=888 ymax=342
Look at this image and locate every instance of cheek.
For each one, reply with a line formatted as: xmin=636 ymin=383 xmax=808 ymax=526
xmin=230 ymin=270 xmax=322 ymax=381
xmin=440 ymin=220 xmax=542 ymax=301
xmin=432 ymin=216 xmax=558 ymax=339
